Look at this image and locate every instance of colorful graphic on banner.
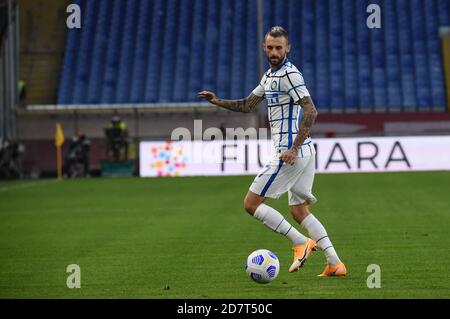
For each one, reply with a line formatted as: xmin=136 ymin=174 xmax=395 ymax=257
xmin=148 ymin=141 xmax=189 ymax=177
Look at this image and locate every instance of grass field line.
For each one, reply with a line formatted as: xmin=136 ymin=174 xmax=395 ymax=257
xmin=0 ymin=179 xmax=60 ymax=193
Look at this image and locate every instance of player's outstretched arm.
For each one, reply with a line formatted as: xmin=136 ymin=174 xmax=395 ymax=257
xmin=198 ymin=91 xmax=263 ymax=113
xmin=280 ymin=96 xmax=318 ymax=164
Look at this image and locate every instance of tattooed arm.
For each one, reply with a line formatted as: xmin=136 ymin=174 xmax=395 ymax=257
xmin=197 ymin=91 xmax=263 ymax=113
xmin=279 ymin=96 xmax=318 ymax=165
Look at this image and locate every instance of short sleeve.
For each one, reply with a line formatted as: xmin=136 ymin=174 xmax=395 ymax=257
xmin=251 ymin=74 xmax=266 ymax=97
xmin=283 ymin=72 xmax=310 ymax=102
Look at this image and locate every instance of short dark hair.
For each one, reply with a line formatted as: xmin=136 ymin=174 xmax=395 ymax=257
xmin=265 ymin=26 xmax=289 ymax=42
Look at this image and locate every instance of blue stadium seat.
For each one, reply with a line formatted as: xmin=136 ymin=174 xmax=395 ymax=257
xmin=230 ymin=0 xmax=246 ymax=100
xmin=300 ymin=0 xmax=316 ymax=106
xmin=356 ymin=0 xmax=374 ymax=110
xmin=216 ymin=0 xmax=234 ymax=99
xmin=397 ymin=0 xmax=418 ymax=110
xmin=71 ymin=0 xmax=99 ymax=104
xmin=57 ymin=0 xmax=84 ymax=104
xmin=173 ymin=0 xmax=193 ymax=102
xmin=329 ymin=0 xmax=345 ymax=111
xmin=263 ymin=0 xmax=273 ymax=36
xmin=287 ymin=0 xmax=302 ymax=71
xmin=245 ymin=0 xmax=258 ymax=95
xmin=115 ymin=0 xmax=138 ymax=104
xmin=370 ymin=0 xmax=387 ymax=111
xmin=314 ymin=0 xmax=328 ymax=110
xmin=342 ymin=0 xmax=359 ymax=109
xmin=438 ymin=0 xmax=450 ymax=26
xmin=202 ymin=0 xmax=220 ymax=93
xmin=129 ymin=0 xmax=153 ymax=103
xmin=383 ymin=0 xmax=402 ymax=110
xmin=100 ymin=0 xmax=125 ymax=104
xmin=187 ymin=0 xmax=207 ymax=101
xmin=86 ymin=0 xmax=111 ymax=104
xmin=411 ymin=0 xmax=431 ymax=109
xmin=144 ymin=0 xmax=166 ymax=102
xmin=425 ymin=0 xmax=447 ymax=108
xmin=159 ymin=0 xmax=179 ymax=102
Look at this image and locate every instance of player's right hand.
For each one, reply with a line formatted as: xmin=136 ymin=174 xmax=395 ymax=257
xmin=198 ymin=91 xmax=218 ymax=105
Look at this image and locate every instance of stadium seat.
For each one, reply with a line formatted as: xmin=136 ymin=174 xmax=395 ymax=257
xmin=397 ymin=0 xmax=418 ymax=110
xmin=159 ymin=0 xmax=179 ymax=102
xmin=87 ymin=0 xmax=111 ymax=104
xmin=144 ymin=0 xmax=166 ymax=103
xmin=129 ymin=0 xmax=153 ymax=103
xmin=202 ymin=0 xmax=220 ymax=94
xmin=314 ymin=0 xmax=328 ymax=110
xmin=57 ymin=0 xmax=83 ymax=104
xmin=116 ymin=0 xmax=138 ymax=104
xmin=187 ymin=0 xmax=207 ymax=102
xmin=383 ymin=0 xmax=402 ymax=110
xmin=342 ymin=0 xmax=359 ymax=109
xmin=245 ymin=0 xmax=258 ymax=96
xmin=426 ymin=0 xmax=447 ymax=108
xmin=329 ymin=0 xmax=345 ymax=111
xmin=370 ymin=0 xmax=387 ymax=111
xmin=216 ymin=0 xmax=234 ymax=99
xmin=229 ymin=0 xmax=246 ymax=100
xmin=173 ymin=0 xmax=193 ymax=102
xmin=71 ymin=0 xmax=99 ymax=104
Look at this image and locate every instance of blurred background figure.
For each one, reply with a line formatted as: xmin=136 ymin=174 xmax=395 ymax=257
xmin=0 ymin=139 xmax=23 ymax=179
xmin=104 ymin=115 xmax=129 ymax=162
xmin=63 ymin=132 xmax=91 ymax=178
xmin=17 ymin=79 xmax=26 ymax=107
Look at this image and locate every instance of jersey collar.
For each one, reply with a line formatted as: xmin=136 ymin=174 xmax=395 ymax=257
xmin=270 ymin=57 xmax=289 ymax=74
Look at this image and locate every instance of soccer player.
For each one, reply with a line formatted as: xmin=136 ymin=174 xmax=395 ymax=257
xmin=198 ymin=26 xmax=346 ymax=277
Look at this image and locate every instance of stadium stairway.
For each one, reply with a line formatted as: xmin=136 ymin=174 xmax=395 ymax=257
xmin=19 ymin=0 xmax=71 ymax=105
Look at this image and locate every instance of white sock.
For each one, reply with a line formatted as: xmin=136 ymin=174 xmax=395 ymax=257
xmin=300 ymin=213 xmax=341 ymax=265
xmin=254 ymin=204 xmax=307 ymax=246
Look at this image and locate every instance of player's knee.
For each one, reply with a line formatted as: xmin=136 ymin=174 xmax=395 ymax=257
xmin=243 ymin=197 xmax=258 ymax=215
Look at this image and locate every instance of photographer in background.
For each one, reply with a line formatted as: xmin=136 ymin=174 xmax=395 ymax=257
xmin=63 ymin=132 xmax=91 ymax=178
xmin=104 ymin=115 xmax=129 ymax=161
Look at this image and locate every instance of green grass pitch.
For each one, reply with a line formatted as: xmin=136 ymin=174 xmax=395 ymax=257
xmin=1 ymin=172 xmax=450 ymax=298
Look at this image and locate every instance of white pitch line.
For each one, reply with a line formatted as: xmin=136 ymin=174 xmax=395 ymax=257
xmin=0 ymin=179 xmax=60 ymax=193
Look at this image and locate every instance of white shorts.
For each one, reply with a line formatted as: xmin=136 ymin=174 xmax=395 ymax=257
xmin=249 ymin=143 xmax=317 ymax=206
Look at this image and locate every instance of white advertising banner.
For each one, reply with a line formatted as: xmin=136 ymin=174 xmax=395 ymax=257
xmin=139 ymin=136 xmax=450 ymax=177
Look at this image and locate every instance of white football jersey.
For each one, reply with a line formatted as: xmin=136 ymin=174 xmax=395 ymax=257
xmin=252 ymin=58 xmax=312 ymax=153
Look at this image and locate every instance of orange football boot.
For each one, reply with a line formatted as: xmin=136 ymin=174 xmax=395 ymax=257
xmin=289 ymin=238 xmax=317 ymax=273
xmin=318 ymin=262 xmax=347 ymax=277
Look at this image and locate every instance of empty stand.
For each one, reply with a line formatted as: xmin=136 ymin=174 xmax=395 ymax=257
xmin=57 ymin=0 xmax=449 ymax=112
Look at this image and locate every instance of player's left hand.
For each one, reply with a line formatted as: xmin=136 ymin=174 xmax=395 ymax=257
xmin=279 ymin=148 xmax=298 ymax=165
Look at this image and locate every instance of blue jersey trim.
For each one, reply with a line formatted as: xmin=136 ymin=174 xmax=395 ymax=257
xmin=260 ymin=160 xmax=284 ymax=197
xmin=287 ymin=84 xmax=306 ymax=93
xmin=278 ymin=104 xmax=284 ymax=147
xmin=288 ymin=98 xmax=294 ymax=148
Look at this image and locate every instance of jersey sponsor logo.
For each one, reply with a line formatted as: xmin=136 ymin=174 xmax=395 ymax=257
xmin=266 ymin=92 xmax=279 ymax=106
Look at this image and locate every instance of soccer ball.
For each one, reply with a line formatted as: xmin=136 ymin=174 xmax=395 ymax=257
xmin=245 ymin=249 xmax=280 ymax=284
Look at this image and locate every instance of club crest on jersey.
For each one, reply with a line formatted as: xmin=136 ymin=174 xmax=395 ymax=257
xmin=271 ymin=80 xmax=277 ymax=90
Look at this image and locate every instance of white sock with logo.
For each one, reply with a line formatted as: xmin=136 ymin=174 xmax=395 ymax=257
xmin=300 ymin=213 xmax=341 ymax=265
xmin=254 ymin=204 xmax=307 ymax=246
